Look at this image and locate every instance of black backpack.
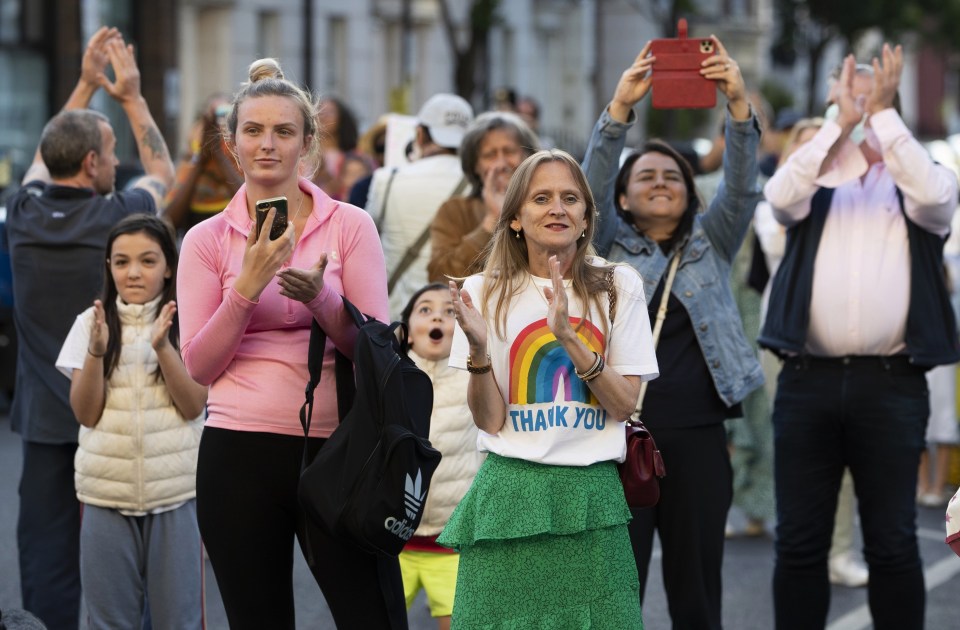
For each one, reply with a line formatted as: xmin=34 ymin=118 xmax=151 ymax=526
xmin=297 ymin=296 xmax=442 ymax=556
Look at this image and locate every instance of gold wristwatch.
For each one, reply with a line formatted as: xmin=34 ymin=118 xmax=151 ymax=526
xmin=466 ymin=354 xmax=492 ymax=374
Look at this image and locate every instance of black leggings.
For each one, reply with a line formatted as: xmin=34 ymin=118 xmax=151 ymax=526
xmin=196 ymin=427 xmax=408 ymax=630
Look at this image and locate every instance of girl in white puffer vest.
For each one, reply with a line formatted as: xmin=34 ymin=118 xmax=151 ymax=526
xmin=398 ymin=283 xmax=485 ymax=630
xmin=56 ymin=214 xmax=207 ymax=630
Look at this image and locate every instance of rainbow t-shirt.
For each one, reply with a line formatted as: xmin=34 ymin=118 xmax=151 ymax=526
xmin=450 ymin=264 xmax=659 ymax=466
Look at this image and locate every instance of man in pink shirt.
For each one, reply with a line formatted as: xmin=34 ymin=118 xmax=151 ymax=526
xmin=759 ymin=45 xmax=959 ymax=630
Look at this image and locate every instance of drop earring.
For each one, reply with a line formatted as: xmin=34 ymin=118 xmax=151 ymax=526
xmin=581 ymin=230 xmax=585 ymax=239
xmin=515 ymin=229 xmax=521 ymax=239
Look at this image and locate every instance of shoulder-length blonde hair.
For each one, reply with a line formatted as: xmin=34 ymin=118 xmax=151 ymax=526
xmin=477 ymin=149 xmax=611 ymax=338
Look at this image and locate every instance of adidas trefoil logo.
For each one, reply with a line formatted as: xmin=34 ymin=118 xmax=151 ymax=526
xmin=404 ymin=469 xmax=427 ymax=519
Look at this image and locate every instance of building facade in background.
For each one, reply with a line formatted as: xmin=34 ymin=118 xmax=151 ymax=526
xmin=1 ymin=0 xmax=956 ymax=194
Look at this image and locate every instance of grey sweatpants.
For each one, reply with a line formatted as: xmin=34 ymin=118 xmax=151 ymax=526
xmin=80 ymin=500 xmax=203 ymax=630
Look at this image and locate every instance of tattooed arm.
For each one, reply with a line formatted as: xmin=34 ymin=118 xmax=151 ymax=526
xmin=99 ymin=38 xmax=175 ymax=207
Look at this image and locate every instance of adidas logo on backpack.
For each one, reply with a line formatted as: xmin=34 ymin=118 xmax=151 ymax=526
xmin=298 ymin=297 xmax=442 ymax=556
xmin=382 ymin=469 xmax=428 ymax=542
xmin=404 ymin=469 xmax=427 ymax=520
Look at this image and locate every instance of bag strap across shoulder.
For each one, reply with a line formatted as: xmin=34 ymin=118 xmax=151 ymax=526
xmin=634 ymin=252 xmax=681 ymax=419
xmin=374 ymin=168 xmax=399 ymax=234
xmin=298 ymin=297 xmax=414 ymax=471
xmin=606 ymin=267 xmax=618 ymax=325
xmin=387 ymin=176 xmax=469 ymax=295
xmin=298 ymin=297 xmax=367 ymax=470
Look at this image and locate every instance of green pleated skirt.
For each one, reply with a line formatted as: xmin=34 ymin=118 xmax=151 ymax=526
xmin=437 ymin=454 xmax=643 ymax=629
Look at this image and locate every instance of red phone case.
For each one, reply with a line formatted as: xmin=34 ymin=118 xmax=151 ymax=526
xmin=650 ymin=18 xmax=716 ymax=110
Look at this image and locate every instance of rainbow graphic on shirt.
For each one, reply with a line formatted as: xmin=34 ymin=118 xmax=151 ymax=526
xmin=509 ymin=318 xmax=606 ymax=406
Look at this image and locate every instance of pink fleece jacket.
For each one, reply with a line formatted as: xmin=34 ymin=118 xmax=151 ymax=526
xmin=177 ymin=178 xmax=388 ymax=437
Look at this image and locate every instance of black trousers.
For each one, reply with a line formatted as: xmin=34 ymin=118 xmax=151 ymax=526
xmin=196 ymin=427 xmax=408 ymax=630
xmin=628 ymin=423 xmax=732 ymax=630
xmin=17 ymin=439 xmax=82 ymax=630
xmin=772 ymin=356 xmax=928 ymax=630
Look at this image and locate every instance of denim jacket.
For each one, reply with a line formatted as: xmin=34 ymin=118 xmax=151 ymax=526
xmin=582 ymin=108 xmax=764 ymax=406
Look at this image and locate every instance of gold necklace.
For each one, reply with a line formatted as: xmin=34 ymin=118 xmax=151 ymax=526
xmin=291 ymin=191 xmax=306 ymax=224
xmin=287 ymin=191 xmax=308 ymax=240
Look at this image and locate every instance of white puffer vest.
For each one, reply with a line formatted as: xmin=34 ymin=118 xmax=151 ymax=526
xmin=410 ymin=351 xmax=485 ymax=535
xmin=74 ymin=296 xmax=203 ymax=512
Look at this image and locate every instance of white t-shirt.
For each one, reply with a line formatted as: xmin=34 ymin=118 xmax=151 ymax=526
xmin=56 ymin=311 xmax=95 ymax=379
xmin=365 ymin=155 xmax=467 ymax=318
xmin=450 ymin=263 xmax=659 ymax=466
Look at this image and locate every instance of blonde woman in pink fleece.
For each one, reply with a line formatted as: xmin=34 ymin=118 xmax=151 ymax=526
xmin=176 ymin=59 xmax=403 ymax=629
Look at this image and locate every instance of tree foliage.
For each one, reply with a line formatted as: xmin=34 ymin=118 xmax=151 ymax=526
xmin=911 ymin=0 xmax=960 ymax=49
xmin=437 ymin=0 xmax=501 ymax=107
xmin=776 ymin=0 xmax=960 ymax=50
xmin=772 ymin=0 xmax=960 ymax=114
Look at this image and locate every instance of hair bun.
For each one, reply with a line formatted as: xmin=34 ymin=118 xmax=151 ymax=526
xmin=248 ymin=58 xmax=284 ymax=83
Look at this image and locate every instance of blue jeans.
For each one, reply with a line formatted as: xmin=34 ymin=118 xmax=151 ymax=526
xmin=772 ymin=356 xmax=928 ymax=630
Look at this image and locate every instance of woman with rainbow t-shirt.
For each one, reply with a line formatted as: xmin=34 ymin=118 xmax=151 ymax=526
xmin=439 ymin=149 xmax=659 ymax=629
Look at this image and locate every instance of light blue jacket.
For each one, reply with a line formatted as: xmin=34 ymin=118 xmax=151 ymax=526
xmin=582 ymin=108 xmax=764 ymax=406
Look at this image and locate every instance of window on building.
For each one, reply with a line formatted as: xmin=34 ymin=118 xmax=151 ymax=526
xmin=257 ymin=11 xmax=280 ymax=60
xmin=0 ymin=0 xmax=48 ymax=185
xmin=0 ymin=0 xmax=18 ymax=45
xmin=327 ymin=15 xmax=348 ymax=96
xmin=723 ymin=0 xmax=753 ymax=18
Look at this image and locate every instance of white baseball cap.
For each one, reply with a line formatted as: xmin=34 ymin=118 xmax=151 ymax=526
xmin=416 ymin=93 xmax=474 ymax=150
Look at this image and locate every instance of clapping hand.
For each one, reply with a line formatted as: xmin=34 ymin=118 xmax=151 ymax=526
xmin=865 ymin=43 xmax=903 ymax=115
xmin=481 ymin=165 xmax=511 ymax=232
xmin=449 ymin=281 xmax=487 ymax=353
xmin=831 ymin=55 xmax=861 ymax=125
xmin=99 ymin=37 xmax=142 ymax=105
xmin=541 ymin=255 xmax=575 ymax=343
xmin=88 ymin=299 xmax=109 ymax=357
xmin=151 ymin=300 xmax=177 ymax=350
xmin=80 ymin=26 xmax=121 ymax=90
xmin=277 ymin=253 xmax=328 ymax=303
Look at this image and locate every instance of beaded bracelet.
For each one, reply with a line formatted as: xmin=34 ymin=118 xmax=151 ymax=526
xmin=575 ymin=351 xmax=605 ymax=382
xmin=584 ymin=354 xmax=605 ymax=381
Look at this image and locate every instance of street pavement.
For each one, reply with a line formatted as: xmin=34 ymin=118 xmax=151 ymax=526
xmin=1 ymin=412 xmax=958 ymax=629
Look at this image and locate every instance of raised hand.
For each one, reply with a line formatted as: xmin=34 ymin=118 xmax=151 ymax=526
xmin=99 ymin=38 xmax=142 ymax=104
xmin=151 ymin=300 xmax=177 ymax=350
xmin=88 ymin=299 xmax=109 ymax=356
xmin=830 ymin=55 xmax=866 ymax=131
xmin=700 ymin=36 xmax=749 ymax=120
xmin=481 ymin=165 xmax=510 ymax=231
xmin=277 ymin=253 xmax=328 ymax=303
xmin=865 ymin=43 xmax=903 ymax=115
xmin=449 ymin=281 xmax=487 ymax=353
xmin=541 ymin=255 xmax=575 ymax=342
xmin=609 ymin=42 xmax=656 ymax=122
xmin=80 ymin=26 xmax=121 ymax=89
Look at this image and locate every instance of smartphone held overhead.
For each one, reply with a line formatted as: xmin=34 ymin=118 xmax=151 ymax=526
xmin=650 ymin=18 xmax=717 ymax=110
xmin=255 ymin=196 xmax=289 ymax=240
